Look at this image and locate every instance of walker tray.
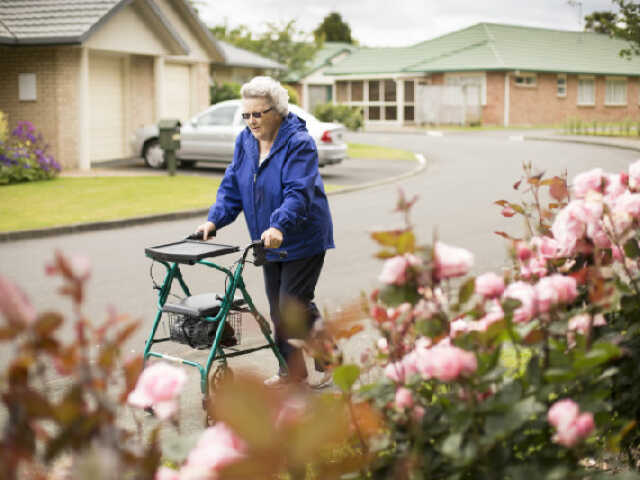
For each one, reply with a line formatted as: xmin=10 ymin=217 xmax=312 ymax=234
xmin=145 ymin=240 xmax=240 ymax=264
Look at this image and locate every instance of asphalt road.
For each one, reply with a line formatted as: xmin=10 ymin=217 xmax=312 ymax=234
xmin=1 ymin=131 xmax=638 ymax=442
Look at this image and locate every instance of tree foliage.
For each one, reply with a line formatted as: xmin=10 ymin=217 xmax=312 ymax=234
xmin=210 ymin=20 xmax=321 ymax=80
xmin=313 ymin=12 xmax=354 ymax=44
xmin=585 ymin=0 xmax=640 ymax=58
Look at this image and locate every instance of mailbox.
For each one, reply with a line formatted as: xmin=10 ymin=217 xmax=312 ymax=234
xmin=158 ymin=118 xmax=181 ymax=175
xmin=158 ymin=119 xmax=181 ymax=150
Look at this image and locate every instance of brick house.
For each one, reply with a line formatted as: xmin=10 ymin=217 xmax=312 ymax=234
xmin=316 ymin=23 xmax=640 ymax=127
xmin=0 ymin=0 xmax=224 ymax=170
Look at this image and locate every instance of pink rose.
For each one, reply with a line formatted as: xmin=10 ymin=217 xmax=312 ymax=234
xmin=394 ymin=387 xmax=414 ymax=409
xmin=548 ymin=399 xmax=594 ymax=448
xmin=412 ymin=405 xmax=426 ymax=422
xmin=154 ymin=466 xmax=179 ymax=480
xmin=475 ymin=272 xmax=505 ymax=299
xmin=535 ymin=277 xmax=559 ymax=314
xmin=628 ymin=159 xmax=640 ymax=191
xmin=551 ymin=201 xmax=588 ymax=256
xmin=531 ymin=236 xmax=559 ymax=259
xmin=548 ymin=399 xmax=580 ymax=430
xmin=568 ymin=313 xmax=606 ymax=336
xmin=384 ymin=361 xmax=406 ymax=383
xmin=502 ymin=282 xmax=537 ymax=323
xmin=614 ymin=191 xmax=640 ymax=219
xmin=434 ymin=242 xmax=474 ymax=280
xmin=502 ymin=206 xmax=516 ymax=217
xmin=127 ymin=362 xmax=187 ymax=419
xmin=516 ymin=241 xmax=533 ymax=261
xmin=552 ymin=274 xmax=578 ymax=304
xmin=0 ymin=275 xmax=36 ymax=326
xmin=604 ymin=173 xmax=628 ymax=204
xmin=379 ymin=256 xmax=409 ymax=285
xmin=419 ymin=345 xmax=477 ymax=382
xmin=572 ymin=168 xmax=604 ymax=198
xmin=402 ymin=351 xmax=420 ymax=378
xmin=575 ymin=412 xmax=595 ymax=437
xmin=520 ymin=256 xmax=548 ymax=280
xmin=184 ymin=423 xmax=246 ymax=474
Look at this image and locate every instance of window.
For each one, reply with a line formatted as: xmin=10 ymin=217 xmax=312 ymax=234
xmin=384 ymin=80 xmax=396 ymax=102
xmin=351 ymin=81 xmax=363 ymax=102
xmin=605 ymin=77 xmax=627 ymax=105
xmin=336 ymin=81 xmax=348 ymax=102
xmin=557 ymin=75 xmax=567 ymax=97
xmin=368 ymin=106 xmax=380 ymax=120
xmin=198 ymin=105 xmax=237 ymax=126
xmin=444 ymin=73 xmax=487 ymax=105
xmin=404 ymin=80 xmax=415 ymax=122
xmin=578 ymin=77 xmax=595 ymax=106
xmin=514 ymin=73 xmax=537 ymax=87
xmin=368 ymin=81 xmax=380 ymax=101
xmin=19 ymin=73 xmax=37 ymax=101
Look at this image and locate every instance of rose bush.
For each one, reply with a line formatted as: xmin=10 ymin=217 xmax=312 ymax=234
xmin=7 ymin=159 xmax=640 ymax=479
xmin=0 ymin=118 xmax=60 ymax=185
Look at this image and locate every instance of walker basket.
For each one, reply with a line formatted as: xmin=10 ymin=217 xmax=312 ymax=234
xmin=167 ymin=312 xmax=242 ymax=350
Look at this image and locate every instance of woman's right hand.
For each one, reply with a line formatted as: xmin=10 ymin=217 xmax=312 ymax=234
xmin=196 ymin=221 xmax=216 ymax=241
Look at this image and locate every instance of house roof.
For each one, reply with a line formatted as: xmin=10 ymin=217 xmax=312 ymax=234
xmin=0 ymin=0 xmax=222 ymax=60
xmin=214 ymin=40 xmax=285 ymax=70
xmin=325 ymin=23 xmax=640 ymax=77
xmin=285 ymin=41 xmax=359 ymax=82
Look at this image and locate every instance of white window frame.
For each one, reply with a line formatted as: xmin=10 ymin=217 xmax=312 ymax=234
xmin=444 ymin=72 xmax=487 ymax=106
xmin=557 ymin=74 xmax=567 ymax=98
xmin=18 ymin=73 xmax=37 ymax=101
xmin=577 ymin=76 xmax=596 ymax=106
xmin=605 ymin=76 xmax=627 ymax=106
xmin=514 ymin=72 xmax=537 ymax=88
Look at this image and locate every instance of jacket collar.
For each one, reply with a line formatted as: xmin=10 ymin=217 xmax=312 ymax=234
xmin=242 ymin=113 xmax=306 ymax=164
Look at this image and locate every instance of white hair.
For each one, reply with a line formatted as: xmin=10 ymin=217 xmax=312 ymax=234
xmin=240 ymin=76 xmax=289 ymax=117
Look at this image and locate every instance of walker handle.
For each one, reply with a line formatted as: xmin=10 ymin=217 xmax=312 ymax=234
xmin=186 ymin=229 xmax=215 ymax=241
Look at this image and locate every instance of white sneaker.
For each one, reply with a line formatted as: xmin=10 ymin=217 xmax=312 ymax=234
xmin=309 ymin=371 xmax=333 ymax=389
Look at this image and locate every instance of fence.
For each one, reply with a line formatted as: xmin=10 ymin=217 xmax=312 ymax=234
xmin=415 ymin=84 xmax=482 ymax=125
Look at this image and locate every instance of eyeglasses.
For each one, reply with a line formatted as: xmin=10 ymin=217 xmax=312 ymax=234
xmin=241 ymin=107 xmax=273 ymax=120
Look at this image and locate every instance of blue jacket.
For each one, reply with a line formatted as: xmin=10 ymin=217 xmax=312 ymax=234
xmin=208 ymin=112 xmax=334 ymax=262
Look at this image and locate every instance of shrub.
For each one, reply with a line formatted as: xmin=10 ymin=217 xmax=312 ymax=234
xmin=210 ymin=81 xmax=241 ymax=105
xmin=0 ymin=110 xmax=8 ymax=142
xmin=313 ymin=103 xmax=363 ymax=131
xmin=283 ymin=84 xmax=299 ymax=105
xmin=0 ymin=120 xmax=60 ymax=185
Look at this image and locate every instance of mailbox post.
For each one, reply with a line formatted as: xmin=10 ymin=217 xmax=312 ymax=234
xmin=158 ymin=119 xmax=181 ymax=176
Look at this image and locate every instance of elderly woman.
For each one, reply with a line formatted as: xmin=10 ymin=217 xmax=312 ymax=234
xmin=196 ymin=76 xmax=334 ymax=387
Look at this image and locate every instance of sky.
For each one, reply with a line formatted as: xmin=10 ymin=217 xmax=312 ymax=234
xmin=194 ymin=0 xmax=619 ymax=47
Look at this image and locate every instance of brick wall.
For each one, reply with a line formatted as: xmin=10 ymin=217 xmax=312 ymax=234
xmin=0 ymin=45 xmax=81 ymax=169
xmin=484 ymin=72 xmax=505 ymax=125
xmin=509 ymin=73 xmax=640 ymax=125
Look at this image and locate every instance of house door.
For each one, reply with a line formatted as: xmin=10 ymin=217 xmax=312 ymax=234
xmin=165 ymin=62 xmax=191 ymax=123
xmin=89 ymin=53 xmax=125 ymax=162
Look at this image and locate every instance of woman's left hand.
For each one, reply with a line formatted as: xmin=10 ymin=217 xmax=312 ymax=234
xmin=261 ymin=227 xmax=283 ymax=248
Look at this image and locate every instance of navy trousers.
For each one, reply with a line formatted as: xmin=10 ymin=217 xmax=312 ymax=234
xmin=262 ymin=252 xmax=325 ymax=379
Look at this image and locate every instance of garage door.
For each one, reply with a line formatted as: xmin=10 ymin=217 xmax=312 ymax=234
xmin=165 ymin=62 xmax=191 ymax=122
xmin=89 ymin=54 xmax=125 ymax=162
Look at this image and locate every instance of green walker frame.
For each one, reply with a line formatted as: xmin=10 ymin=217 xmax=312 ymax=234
xmin=143 ymin=238 xmax=288 ymax=400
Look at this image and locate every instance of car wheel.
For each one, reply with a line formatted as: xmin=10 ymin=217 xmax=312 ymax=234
xmin=142 ymin=138 xmax=166 ymax=169
xmin=181 ymin=160 xmax=197 ymax=168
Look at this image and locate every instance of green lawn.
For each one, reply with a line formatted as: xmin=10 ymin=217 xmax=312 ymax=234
xmin=347 ymin=143 xmax=417 ymax=161
xmin=0 ymin=176 xmax=221 ymax=232
xmin=0 ymin=143 xmax=417 ymax=232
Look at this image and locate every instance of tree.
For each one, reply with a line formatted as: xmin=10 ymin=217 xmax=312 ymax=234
xmin=210 ymin=20 xmax=321 ymax=80
xmin=313 ymin=12 xmax=354 ymax=44
xmin=584 ymin=0 xmax=640 ymax=58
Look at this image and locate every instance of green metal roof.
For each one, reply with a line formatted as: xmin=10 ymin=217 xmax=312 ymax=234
xmin=284 ymin=41 xmax=359 ymax=82
xmin=324 ymin=23 xmax=640 ymax=77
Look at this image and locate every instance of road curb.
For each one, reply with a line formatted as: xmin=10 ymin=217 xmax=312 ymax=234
xmin=524 ymin=135 xmax=640 ymax=154
xmin=0 ymin=154 xmax=427 ymax=243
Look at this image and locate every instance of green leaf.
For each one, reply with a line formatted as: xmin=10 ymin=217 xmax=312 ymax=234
xmin=333 ymin=364 xmax=360 ymax=393
xmin=573 ymin=341 xmax=621 ymax=370
xmin=458 ymin=277 xmax=476 ymax=305
xmin=544 ymin=368 xmax=576 ymax=383
xmin=379 ymin=284 xmax=420 ymax=306
xmin=624 ymin=238 xmax=640 ymax=259
xmin=441 ymin=432 xmax=463 ymax=458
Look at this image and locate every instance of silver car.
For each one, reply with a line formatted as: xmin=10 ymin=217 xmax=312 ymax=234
xmin=131 ymin=100 xmax=347 ymax=169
